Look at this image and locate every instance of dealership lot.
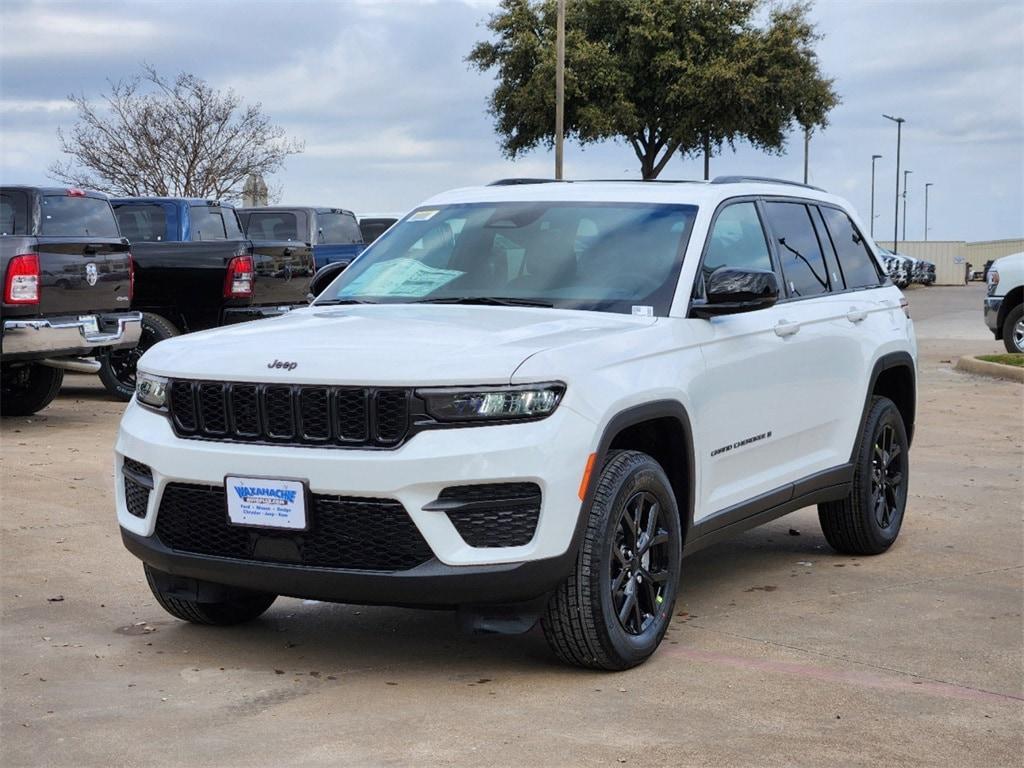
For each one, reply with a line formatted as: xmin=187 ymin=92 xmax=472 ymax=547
xmin=1 ymin=283 xmax=1020 ymax=767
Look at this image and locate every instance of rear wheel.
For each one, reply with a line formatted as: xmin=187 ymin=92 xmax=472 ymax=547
xmin=0 ymin=363 xmax=64 ymax=417
xmin=542 ymin=450 xmax=682 ymax=670
xmin=819 ymin=396 xmax=909 ymax=555
xmin=98 ymin=313 xmax=180 ymax=401
xmin=1002 ymin=304 xmax=1024 ymax=353
xmin=144 ymin=565 xmax=276 ymax=625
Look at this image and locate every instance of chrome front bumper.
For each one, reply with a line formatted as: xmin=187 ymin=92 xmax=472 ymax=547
xmin=1 ymin=312 xmax=142 ymax=359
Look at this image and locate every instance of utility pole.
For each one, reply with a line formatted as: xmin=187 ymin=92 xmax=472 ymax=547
xmin=870 ymin=154 xmax=882 ymax=238
xmin=924 ymin=182 xmax=933 ymax=241
xmin=882 ymin=115 xmax=905 ymax=250
xmin=902 ymin=169 xmax=912 ymax=242
xmin=554 ymin=0 xmax=565 ymax=180
xmin=803 ymin=127 xmax=810 ymax=184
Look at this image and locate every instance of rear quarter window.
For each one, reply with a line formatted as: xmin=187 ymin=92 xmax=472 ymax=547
xmin=113 ymin=204 xmax=168 ymax=242
xmin=40 ymin=196 xmax=120 ymax=238
xmin=317 ymin=212 xmax=363 ymax=244
xmin=819 ymin=206 xmax=883 ymax=289
xmin=189 ymin=206 xmax=228 ymax=241
xmin=245 ymin=212 xmax=299 ymax=241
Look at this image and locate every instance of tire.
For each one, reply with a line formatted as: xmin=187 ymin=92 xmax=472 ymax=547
xmin=98 ymin=313 xmax=180 ymax=401
xmin=819 ymin=396 xmax=909 ymax=555
xmin=542 ymin=450 xmax=682 ymax=670
xmin=144 ymin=565 xmax=276 ymax=626
xmin=0 ymin=363 xmax=64 ymax=417
xmin=1001 ymin=304 xmax=1024 ymax=354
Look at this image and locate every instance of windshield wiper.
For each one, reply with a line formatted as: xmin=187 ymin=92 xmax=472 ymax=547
xmin=411 ymin=296 xmax=554 ymax=308
xmin=314 ymin=298 xmax=379 ymax=306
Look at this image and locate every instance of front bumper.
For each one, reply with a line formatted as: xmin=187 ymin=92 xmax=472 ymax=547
xmin=1 ymin=311 xmax=142 ymax=361
xmin=115 ymin=399 xmax=595 ymax=604
xmin=984 ymin=297 xmax=1003 ymax=337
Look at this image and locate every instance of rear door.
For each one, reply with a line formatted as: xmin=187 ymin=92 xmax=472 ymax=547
xmin=240 ymin=210 xmax=314 ymax=304
xmin=35 ymin=192 xmax=131 ymax=315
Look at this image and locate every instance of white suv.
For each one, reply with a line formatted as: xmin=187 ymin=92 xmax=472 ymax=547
xmin=116 ymin=177 xmax=917 ymax=670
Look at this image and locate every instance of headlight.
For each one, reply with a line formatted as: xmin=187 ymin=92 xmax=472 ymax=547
xmin=418 ymin=383 xmax=565 ymax=422
xmin=136 ymin=371 xmax=169 ymax=410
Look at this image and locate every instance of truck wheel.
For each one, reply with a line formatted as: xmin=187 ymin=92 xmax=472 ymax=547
xmin=819 ymin=396 xmax=909 ymax=555
xmin=144 ymin=565 xmax=276 ymax=626
xmin=542 ymin=450 xmax=682 ymax=670
xmin=98 ymin=313 xmax=180 ymax=401
xmin=1002 ymin=304 xmax=1024 ymax=353
xmin=0 ymin=363 xmax=64 ymax=417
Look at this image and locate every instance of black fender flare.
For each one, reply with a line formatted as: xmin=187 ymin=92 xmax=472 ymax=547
xmin=855 ymin=351 xmax=917 ymax=455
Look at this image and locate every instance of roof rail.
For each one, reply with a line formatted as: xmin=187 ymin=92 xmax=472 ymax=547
xmin=711 ymin=175 xmax=826 ymax=193
xmin=487 ymin=178 xmax=563 ymax=186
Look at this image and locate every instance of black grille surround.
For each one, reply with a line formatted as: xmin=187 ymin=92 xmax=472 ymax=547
xmin=154 ymin=483 xmax=434 ymax=572
xmin=122 ymin=457 xmax=153 ymax=519
xmin=168 ymin=380 xmax=415 ymax=449
xmin=435 ymin=483 xmax=542 ymax=548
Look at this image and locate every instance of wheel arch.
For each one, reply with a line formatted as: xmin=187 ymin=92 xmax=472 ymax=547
xmin=860 ymin=351 xmax=916 ymax=451
xmin=997 ymin=286 xmax=1022 ymax=335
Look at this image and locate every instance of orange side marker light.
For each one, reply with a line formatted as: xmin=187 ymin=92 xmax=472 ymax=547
xmin=578 ymin=452 xmax=597 ymax=500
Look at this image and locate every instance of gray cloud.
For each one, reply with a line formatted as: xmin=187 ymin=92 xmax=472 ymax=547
xmin=1 ymin=0 xmax=1021 ymax=240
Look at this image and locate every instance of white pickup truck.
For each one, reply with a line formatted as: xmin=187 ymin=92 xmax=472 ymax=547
xmin=984 ymin=252 xmax=1024 ymax=353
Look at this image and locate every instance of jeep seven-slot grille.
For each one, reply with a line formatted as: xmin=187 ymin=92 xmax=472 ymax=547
xmin=155 ymin=483 xmax=433 ymax=571
xmin=168 ymin=381 xmax=411 ymax=448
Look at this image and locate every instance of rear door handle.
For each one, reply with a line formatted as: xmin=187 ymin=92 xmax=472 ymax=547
xmin=774 ymin=320 xmax=801 ymax=337
xmin=846 ymin=308 xmax=868 ymax=323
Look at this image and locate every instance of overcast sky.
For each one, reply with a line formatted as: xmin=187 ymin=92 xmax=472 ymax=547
xmin=1 ymin=0 xmax=1021 ymax=242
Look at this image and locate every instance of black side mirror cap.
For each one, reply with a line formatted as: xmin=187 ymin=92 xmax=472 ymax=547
xmin=691 ymin=267 xmax=780 ymax=319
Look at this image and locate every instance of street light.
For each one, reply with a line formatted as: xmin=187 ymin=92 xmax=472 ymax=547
xmin=902 ymin=169 xmax=912 ymax=242
xmin=554 ymin=0 xmax=565 ymax=180
xmin=883 ymin=114 xmax=905 ymax=249
xmin=870 ymin=154 xmax=882 ymax=238
xmin=924 ymin=182 xmax=934 ymax=241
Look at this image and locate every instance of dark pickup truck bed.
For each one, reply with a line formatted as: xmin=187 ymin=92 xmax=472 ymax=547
xmin=1 ymin=186 xmax=141 ymax=416
xmin=99 ymin=197 xmax=315 ymax=399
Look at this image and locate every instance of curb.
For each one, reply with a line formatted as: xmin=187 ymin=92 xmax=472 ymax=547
xmin=954 ymin=356 xmax=1024 ymax=383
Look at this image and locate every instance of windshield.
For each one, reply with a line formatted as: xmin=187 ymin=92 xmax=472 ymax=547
xmin=317 ymin=202 xmax=697 ymax=315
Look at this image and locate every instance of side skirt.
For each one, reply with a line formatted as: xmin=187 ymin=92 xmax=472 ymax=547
xmin=683 ymin=464 xmax=853 ymax=557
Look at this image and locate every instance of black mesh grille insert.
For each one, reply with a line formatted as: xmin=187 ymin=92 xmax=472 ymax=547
xmin=167 ymin=381 xmax=416 ymax=449
xmin=440 ymin=483 xmax=541 ymax=548
xmin=154 ymin=483 xmax=433 ymax=571
xmin=122 ymin=457 xmax=152 ymax=519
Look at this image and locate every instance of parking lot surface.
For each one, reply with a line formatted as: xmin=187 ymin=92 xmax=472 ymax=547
xmin=1 ymin=283 xmax=1021 ymax=767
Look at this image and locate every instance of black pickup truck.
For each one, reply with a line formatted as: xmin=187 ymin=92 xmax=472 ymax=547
xmin=100 ymin=197 xmax=315 ymax=399
xmin=1 ymin=186 xmax=141 ymax=416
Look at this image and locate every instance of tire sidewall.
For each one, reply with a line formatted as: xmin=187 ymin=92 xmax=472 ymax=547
xmin=592 ymin=459 xmax=682 ymax=667
xmin=98 ymin=313 xmax=178 ymax=400
xmin=856 ymin=399 xmax=910 ymax=550
xmin=1003 ymin=305 xmax=1024 ymax=354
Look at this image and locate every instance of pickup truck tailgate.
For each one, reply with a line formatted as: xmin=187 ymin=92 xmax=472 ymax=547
xmin=250 ymin=239 xmax=315 ymax=305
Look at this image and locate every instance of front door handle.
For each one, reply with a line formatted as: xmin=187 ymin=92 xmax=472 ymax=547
xmin=774 ymin=320 xmax=801 ymax=337
xmin=846 ymin=308 xmax=868 ymax=323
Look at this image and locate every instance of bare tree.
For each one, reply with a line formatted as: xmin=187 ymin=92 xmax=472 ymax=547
xmin=50 ymin=65 xmax=304 ymax=200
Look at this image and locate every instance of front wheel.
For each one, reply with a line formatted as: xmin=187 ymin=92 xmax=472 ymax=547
xmin=98 ymin=313 xmax=180 ymax=401
xmin=1002 ymin=304 xmax=1024 ymax=353
xmin=0 ymin=363 xmax=64 ymax=417
xmin=819 ymin=396 xmax=909 ymax=555
xmin=145 ymin=565 xmax=276 ymax=625
xmin=542 ymin=450 xmax=682 ymax=670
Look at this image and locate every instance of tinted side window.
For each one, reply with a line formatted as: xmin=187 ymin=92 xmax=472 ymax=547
xmin=318 ymin=212 xmax=363 ymax=244
xmin=702 ymin=202 xmax=772 ymax=287
xmin=189 ymin=206 xmax=227 ymax=241
xmin=113 ymin=204 xmax=167 ymax=242
xmin=245 ymin=212 xmax=298 ymax=241
xmin=1 ymin=191 xmax=29 ymax=235
xmin=819 ymin=206 xmax=882 ymax=289
xmin=40 ymin=196 xmax=120 ymax=238
xmin=360 ymin=218 xmax=396 ymax=244
xmin=222 ymin=208 xmax=243 ymax=239
xmin=763 ymin=202 xmax=830 ymax=297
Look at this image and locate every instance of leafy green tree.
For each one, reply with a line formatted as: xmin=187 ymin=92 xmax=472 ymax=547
xmin=468 ymin=0 xmax=838 ymax=179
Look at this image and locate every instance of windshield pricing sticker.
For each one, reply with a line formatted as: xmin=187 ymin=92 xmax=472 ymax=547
xmin=226 ymin=476 xmax=307 ymax=530
xmin=631 ymin=305 xmax=654 ymax=317
xmin=340 ymin=258 xmax=462 ymax=297
xmin=407 ymin=209 xmax=439 ymax=222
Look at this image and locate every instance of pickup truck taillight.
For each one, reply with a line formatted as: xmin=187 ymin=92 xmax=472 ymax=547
xmin=4 ymin=253 xmax=40 ymax=304
xmin=224 ymin=253 xmax=254 ymax=298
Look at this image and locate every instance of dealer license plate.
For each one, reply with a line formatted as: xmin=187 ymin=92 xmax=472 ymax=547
xmin=225 ymin=476 xmax=307 ymax=530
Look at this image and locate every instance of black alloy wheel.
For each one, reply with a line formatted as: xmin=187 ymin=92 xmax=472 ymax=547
xmin=610 ymin=490 xmax=672 ymax=635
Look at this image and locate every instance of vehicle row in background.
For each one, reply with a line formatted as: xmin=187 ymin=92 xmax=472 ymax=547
xmin=236 ymin=206 xmax=365 ymax=271
xmin=878 ymin=247 xmax=935 ymax=288
xmin=1 ymin=186 xmax=141 ymax=416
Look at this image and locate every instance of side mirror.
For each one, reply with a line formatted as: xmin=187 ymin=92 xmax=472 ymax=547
xmin=308 ymin=261 xmax=349 ymax=298
xmin=691 ymin=267 xmax=779 ymax=319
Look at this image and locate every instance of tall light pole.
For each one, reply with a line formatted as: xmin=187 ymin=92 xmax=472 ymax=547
xmin=902 ymin=169 xmax=912 ymax=242
xmin=924 ymin=182 xmax=933 ymax=241
xmin=870 ymin=154 xmax=882 ymax=238
xmin=803 ymin=127 xmax=810 ymax=184
xmin=883 ymin=114 xmax=905 ymax=249
xmin=554 ymin=0 xmax=565 ymax=180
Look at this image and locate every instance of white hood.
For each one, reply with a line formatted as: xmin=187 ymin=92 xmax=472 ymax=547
xmin=138 ymin=304 xmax=656 ymax=385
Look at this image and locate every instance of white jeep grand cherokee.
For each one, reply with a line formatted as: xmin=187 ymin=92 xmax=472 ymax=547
xmin=116 ymin=177 xmax=917 ymax=670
